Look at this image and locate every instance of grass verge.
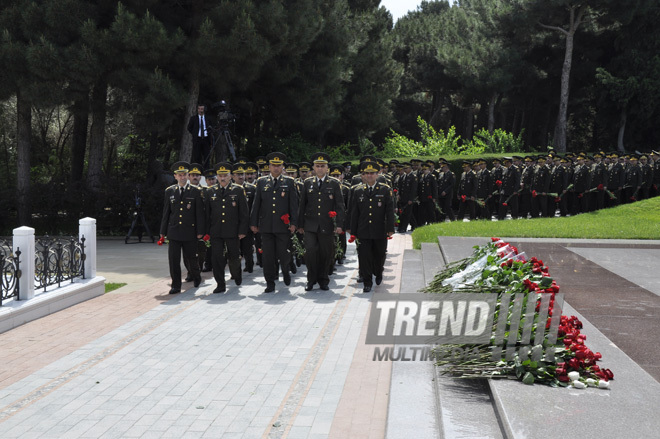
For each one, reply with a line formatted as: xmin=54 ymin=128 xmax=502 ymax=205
xmin=105 ymin=282 xmax=127 ymax=293
xmin=412 ymin=196 xmax=660 ymax=248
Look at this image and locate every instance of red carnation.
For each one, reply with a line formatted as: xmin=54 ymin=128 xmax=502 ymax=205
xmin=597 ymin=184 xmax=604 ymax=191
xmin=554 ymin=197 xmax=561 ymax=203
xmin=532 ymin=190 xmax=537 ymax=198
xmin=427 ymin=195 xmax=433 ymax=199
xmin=328 ymin=211 xmax=337 ymax=218
xmin=348 ymin=235 xmax=357 ymax=243
xmin=281 ymin=213 xmax=291 ymax=224
xmin=461 ymin=195 xmax=466 ymax=202
xmin=157 ymin=237 xmax=166 ymax=246
xmin=496 ymin=180 xmax=502 ymax=187
xmin=503 ymin=202 xmax=508 ymax=207
xmin=258 ymin=248 xmax=263 ymax=254
xmin=203 ymin=234 xmax=210 ymax=241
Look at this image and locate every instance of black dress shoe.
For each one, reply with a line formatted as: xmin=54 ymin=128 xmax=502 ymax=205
xmin=201 ymin=265 xmax=212 ymax=273
xmin=336 ymin=259 xmax=343 ymax=265
xmin=305 ymin=283 xmax=314 ymax=291
xmin=290 ymin=262 xmax=297 ymax=274
xmin=363 ymin=286 xmax=372 ymax=293
xmin=283 ymin=272 xmax=291 ymax=286
xmin=357 ymin=276 xmax=364 ymax=283
xmin=235 ymin=277 xmax=242 ymax=286
xmin=193 ymin=276 xmax=202 ymax=287
xmin=375 ymin=275 xmax=383 ymax=285
xmin=213 ymin=285 xmax=226 ymax=294
xmin=243 ymin=266 xmax=253 ymax=273
xmin=264 ymin=283 xmax=275 ymax=293
xmin=296 ymin=256 xmax=302 ymax=267
xmin=320 ymin=285 xmax=329 ymax=291
xmin=184 ymin=276 xmax=193 ymax=282
xmin=168 ymin=288 xmax=181 ymax=295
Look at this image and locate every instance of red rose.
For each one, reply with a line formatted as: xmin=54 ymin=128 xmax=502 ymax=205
xmin=532 ymin=190 xmax=537 ymax=198
xmin=348 ymin=235 xmax=357 ymax=243
xmin=157 ymin=237 xmax=165 ymax=246
xmin=427 ymin=195 xmax=433 ymax=199
xmin=502 ymin=202 xmax=508 ymax=207
xmin=203 ymin=234 xmax=210 ymax=241
xmin=597 ymin=184 xmax=604 ymax=191
xmin=461 ymin=195 xmax=466 ymax=202
xmin=555 ymin=197 xmax=561 ymax=202
xmin=496 ymin=180 xmax=502 ymax=187
xmin=387 ymin=236 xmax=393 ymax=240
xmin=394 ymin=189 xmax=398 ymax=193
xmin=258 ymin=248 xmax=263 ymax=254
xmin=491 ymin=237 xmax=501 ymax=242
xmin=281 ymin=214 xmax=291 ymax=224
xmin=328 ymin=211 xmax=337 ymax=218
xmin=557 ymin=374 xmax=570 ymax=382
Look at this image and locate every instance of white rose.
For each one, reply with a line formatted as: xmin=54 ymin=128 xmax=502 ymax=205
xmin=568 ymin=371 xmax=580 ymax=381
xmin=586 ymin=378 xmax=597 ymax=387
xmin=572 ymin=380 xmax=586 ymax=389
xmin=598 ymin=380 xmax=610 ymax=389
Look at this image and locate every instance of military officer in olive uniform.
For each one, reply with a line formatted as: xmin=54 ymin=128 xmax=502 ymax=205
xmin=437 ymin=161 xmax=456 ymax=222
xmin=298 ymin=153 xmax=345 ymax=291
xmin=530 ymin=156 xmax=551 ymax=217
xmin=205 ymin=162 xmax=249 ymax=293
xmin=233 ymin=162 xmax=257 ymax=273
xmin=498 ymin=157 xmax=520 ymax=220
xmin=348 ymin=162 xmax=395 ymax=292
xmin=250 ymin=152 xmax=299 ymax=293
xmin=160 ymin=161 xmax=205 ymax=294
xmin=201 ymin=167 xmax=217 ymax=272
xmin=331 ymin=164 xmax=351 ymax=266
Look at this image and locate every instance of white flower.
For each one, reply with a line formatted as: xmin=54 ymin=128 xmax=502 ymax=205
xmin=598 ymin=380 xmax=610 ymax=389
xmin=586 ymin=378 xmax=597 ymax=387
xmin=568 ymin=371 xmax=580 ymax=381
xmin=572 ymin=380 xmax=586 ymax=389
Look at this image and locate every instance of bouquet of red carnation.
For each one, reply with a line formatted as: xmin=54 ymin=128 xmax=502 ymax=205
xmin=157 ymin=236 xmax=167 ymax=246
xmin=281 ymin=214 xmax=291 ymax=225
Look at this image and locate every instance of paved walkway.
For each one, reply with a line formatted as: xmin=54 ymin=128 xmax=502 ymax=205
xmin=0 ymin=236 xmax=409 ymax=438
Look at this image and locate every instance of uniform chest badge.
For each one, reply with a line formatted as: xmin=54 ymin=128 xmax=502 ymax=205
xmin=212 ymin=195 xmax=217 ymax=201
xmin=170 ymin=195 xmax=175 ymax=203
xmin=232 ymin=201 xmax=237 ymax=207
xmin=264 ymin=185 xmax=270 ymax=191
xmin=378 ymin=201 xmax=382 ymax=207
xmin=187 ymin=203 xmax=191 ymax=209
xmin=359 ymin=196 xmax=364 ymax=202
xmin=329 ymin=194 xmax=333 ymax=199
xmin=281 ymin=191 xmax=286 ymax=197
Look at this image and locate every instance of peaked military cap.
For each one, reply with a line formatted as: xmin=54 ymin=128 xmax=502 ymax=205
xmin=203 ymin=168 xmax=216 ymax=178
xmin=172 ymin=161 xmax=190 ymax=173
xmin=232 ymin=163 xmax=246 ymax=174
xmin=255 ymin=156 xmax=267 ymax=166
xmin=215 ymin=162 xmax=232 ymax=174
xmin=245 ymin=162 xmax=258 ymax=173
xmin=360 ymin=162 xmax=381 ymax=173
xmin=299 ymin=162 xmax=312 ymax=172
xmin=267 ymin=152 xmax=286 ymax=165
xmin=189 ymin=163 xmax=203 ymax=175
xmin=285 ymin=163 xmax=299 ymax=172
xmin=236 ymin=156 xmax=249 ymax=164
xmin=330 ymin=164 xmax=344 ymax=175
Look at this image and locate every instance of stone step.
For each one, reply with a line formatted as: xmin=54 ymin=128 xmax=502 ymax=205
xmin=422 ymin=241 xmax=504 ymax=439
xmin=386 ymin=248 xmax=440 ymax=439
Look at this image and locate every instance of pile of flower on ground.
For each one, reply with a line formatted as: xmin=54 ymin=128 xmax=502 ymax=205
xmin=423 ymin=238 xmax=613 ymax=389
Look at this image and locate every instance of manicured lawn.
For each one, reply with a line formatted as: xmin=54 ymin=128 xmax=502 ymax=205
xmin=105 ymin=282 xmax=127 ymax=293
xmin=412 ymin=197 xmax=660 ymax=248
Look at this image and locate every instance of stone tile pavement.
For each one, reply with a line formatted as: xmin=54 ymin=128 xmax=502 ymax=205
xmin=0 ymin=236 xmax=410 ymax=438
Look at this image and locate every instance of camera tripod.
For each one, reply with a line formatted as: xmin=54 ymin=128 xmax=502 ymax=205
xmin=125 ymin=189 xmax=155 ymax=244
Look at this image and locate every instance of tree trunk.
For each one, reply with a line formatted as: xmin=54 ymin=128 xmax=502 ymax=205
xmin=488 ymin=92 xmax=499 ymax=133
xmin=16 ymin=89 xmax=32 ymax=226
xmin=180 ymin=65 xmax=199 ymax=162
xmin=548 ymin=5 xmax=585 ymax=153
xmin=87 ymin=77 xmax=108 ymax=192
xmin=617 ymin=106 xmax=627 ymax=152
xmin=464 ymin=104 xmax=475 ymax=140
xmin=70 ymin=95 xmax=89 ymax=184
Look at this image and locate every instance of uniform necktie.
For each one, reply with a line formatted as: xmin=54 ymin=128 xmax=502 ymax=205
xmin=273 ymin=177 xmax=279 ymax=189
xmin=368 ymin=186 xmax=373 ymax=196
xmin=221 ymin=186 xmax=226 ymax=196
xmin=318 ymin=179 xmax=322 ymax=190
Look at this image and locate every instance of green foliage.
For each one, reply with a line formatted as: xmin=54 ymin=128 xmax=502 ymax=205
xmin=105 ymin=282 xmax=127 ymax=293
xmin=460 ymin=128 xmax=526 ymax=154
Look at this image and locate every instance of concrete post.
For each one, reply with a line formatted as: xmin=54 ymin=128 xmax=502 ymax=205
xmin=79 ymin=218 xmax=97 ymax=279
xmin=13 ymin=226 xmax=35 ymax=300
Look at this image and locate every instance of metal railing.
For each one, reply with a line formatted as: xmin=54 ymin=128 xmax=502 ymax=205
xmin=0 ymin=238 xmax=21 ymax=305
xmin=34 ymin=236 xmax=86 ymax=292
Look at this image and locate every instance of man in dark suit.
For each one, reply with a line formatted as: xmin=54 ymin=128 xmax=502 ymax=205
xmin=348 ymin=162 xmax=395 ymax=292
xmin=160 ymin=161 xmax=205 ymax=294
xmin=205 ymin=162 xmax=249 ymax=293
xmin=298 ymin=153 xmax=345 ymax=291
xmin=187 ymin=104 xmax=212 ymax=169
xmin=250 ymin=152 xmax=299 ymax=293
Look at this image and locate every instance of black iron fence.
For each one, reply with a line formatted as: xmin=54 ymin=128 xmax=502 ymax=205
xmin=0 ymin=238 xmax=21 ymax=305
xmin=34 ymin=236 xmax=86 ymax=292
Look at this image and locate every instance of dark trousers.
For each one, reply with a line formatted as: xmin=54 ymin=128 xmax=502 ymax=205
xmin=168 ymin=239 xmax=199 ymax=289
xmin=203 ymin=243 xmax=212 ymax=269
xmin=337 ymin=232 xmax=347 ymax=262
xmin=570 ymin=193 xmax=588 ymax=215
xmin=304 ymin=231 xmax=334 ymax=287
xmin=357 ymin=238 xmax=387 ymax=287
xmin=240 ymin=231 xmax=254 ymax=270
xmin=457 ymin=198 xmax=475 ymax=220
xmin=419 ymin=200 xmax=436 ymax=225
xmin=211 ymin=237 xmax=241 ymax=287
xmin=498 ymin=194 xmax=518 ymax=220
xmin=255 ymin=232 xmax=263 ymax=266
xmin=261 ymin=232 xmax=291 ymax=283
xmin=530 ymin=195 xmax=547 ymax=217
xmin=191 ymin=136 xmax=211 ymax=169
xmin=519 ymin=192 xmax=532 ymax=218
xmin=183 ymin=240 xmax=206 ymax=276
xmin=438 ymin=197 xmax=455 ymax=221
xmin=398 ymin=202 xmax=414 ymax=231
